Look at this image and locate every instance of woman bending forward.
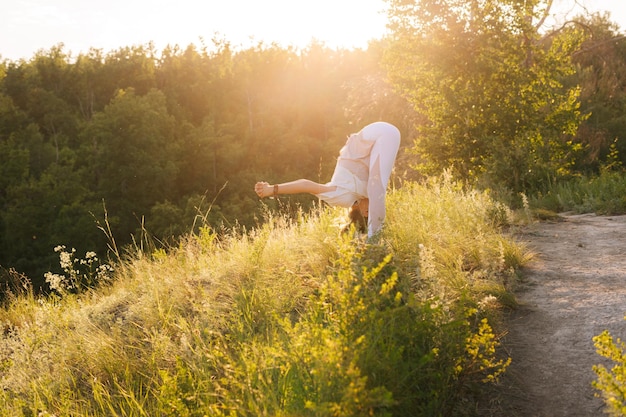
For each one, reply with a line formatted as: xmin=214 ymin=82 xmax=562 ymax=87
xmin=255 ymin=121 xmax=401 ymax=238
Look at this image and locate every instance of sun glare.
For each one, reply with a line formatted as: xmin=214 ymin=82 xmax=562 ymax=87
xmin=151 ymin=0 xmax=389 ymax=51
xmin=1 ymin=0 xmax=389 ymax=61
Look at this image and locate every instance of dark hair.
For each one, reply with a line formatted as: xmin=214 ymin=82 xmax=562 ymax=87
xmin=342 ymin=202 xmax=367 ymax=234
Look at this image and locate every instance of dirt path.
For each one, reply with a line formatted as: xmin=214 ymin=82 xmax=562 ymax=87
xmin=488 ymin=213 xmax=626 ymax=416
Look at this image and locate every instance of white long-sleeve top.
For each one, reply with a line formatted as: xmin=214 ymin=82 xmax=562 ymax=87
xmin=316 ymin=121 xmax=401 ymax=237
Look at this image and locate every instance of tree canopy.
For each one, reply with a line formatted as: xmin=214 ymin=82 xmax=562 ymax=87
xmin=383 ymin=0 xmax=588 ymax=191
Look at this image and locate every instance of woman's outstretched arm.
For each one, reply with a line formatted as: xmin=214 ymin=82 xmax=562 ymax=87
xmin=255 ymin=179 xmax=335 ymax=198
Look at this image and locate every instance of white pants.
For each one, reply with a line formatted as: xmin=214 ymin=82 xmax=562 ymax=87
xmin=361 ymin=122 xmax=401 ymax=237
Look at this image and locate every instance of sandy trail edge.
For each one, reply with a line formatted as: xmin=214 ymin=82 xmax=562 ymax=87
xmin=483 ymin=213 xmax=626 ymax=416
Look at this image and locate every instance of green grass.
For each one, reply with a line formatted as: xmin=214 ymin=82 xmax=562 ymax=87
xmin=0 ymin=175 xmax=532 ymax=416
xmin=530 ymin=169 xmax=626 ymax=215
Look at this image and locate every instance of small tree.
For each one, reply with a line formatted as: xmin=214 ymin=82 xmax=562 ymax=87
xmin=384 ymin=0 xmax=586 ymax=192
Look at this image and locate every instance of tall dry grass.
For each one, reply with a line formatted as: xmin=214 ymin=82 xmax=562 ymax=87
xmin=0 ymin=175 xmax=531 ymax=416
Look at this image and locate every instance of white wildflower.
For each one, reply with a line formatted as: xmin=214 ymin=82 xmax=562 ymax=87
xmin=44 ymin=272 xmax=65 ymax=292
xmin=478 ymin=295 xmax=499 ymax=310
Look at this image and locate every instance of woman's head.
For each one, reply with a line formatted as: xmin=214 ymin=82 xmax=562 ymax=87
xmin=342 ymin=199 xmax=368 ymax=234
xmin=357 ymin=198 xmax=369 ymax=217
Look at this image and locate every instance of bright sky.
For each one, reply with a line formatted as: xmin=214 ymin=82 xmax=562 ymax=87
xmin=0 ymin=0 xmax=389 ymax=61
xmin=1 ymin=0 xmax=625 ymax=62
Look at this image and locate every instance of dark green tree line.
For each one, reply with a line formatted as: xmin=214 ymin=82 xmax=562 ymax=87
xmin=0 ymin=40 xmax=411 ymax=289
xmin=568 ymin=12 xmax=626 ymax=171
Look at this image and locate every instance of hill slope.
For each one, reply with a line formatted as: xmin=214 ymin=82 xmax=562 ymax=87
xmin=0 ymin=177 xmax=531 ymax=416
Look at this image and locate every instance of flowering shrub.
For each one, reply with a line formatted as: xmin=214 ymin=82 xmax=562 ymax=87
xmin=44 ymin=245 xmax=114 ymax=294
xmin=593 ymin=319 xmax=626 ymax=416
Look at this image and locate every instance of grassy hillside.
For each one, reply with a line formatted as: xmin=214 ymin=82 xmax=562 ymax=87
xmin=0 ymin=175 xmax=532 ymax=417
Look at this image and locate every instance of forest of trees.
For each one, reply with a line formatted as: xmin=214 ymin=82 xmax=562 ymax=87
xmin=1 ymin=0 xmax=625 ymax=290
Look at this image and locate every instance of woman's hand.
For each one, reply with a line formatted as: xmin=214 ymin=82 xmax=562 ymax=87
xmin=254 ymin=181 xmax=271 ymax=198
